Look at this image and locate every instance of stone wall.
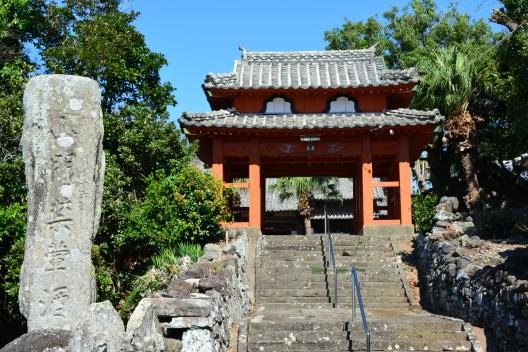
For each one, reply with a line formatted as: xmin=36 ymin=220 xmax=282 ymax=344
xmin=416 ymin=197 xmax=528 ymax=351
xmin=151 ymin=230 xmax=254 ymax=352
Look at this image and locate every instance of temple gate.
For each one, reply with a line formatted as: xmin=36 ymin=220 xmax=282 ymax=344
xmin=180 ymin=48 xmax=443 ymax=235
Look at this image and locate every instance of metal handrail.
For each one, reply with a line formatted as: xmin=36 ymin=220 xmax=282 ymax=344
xmin=351 ymin=267 xmax=371 ymax=352
xmin=324 ymin=203 xmax=338 ymax=308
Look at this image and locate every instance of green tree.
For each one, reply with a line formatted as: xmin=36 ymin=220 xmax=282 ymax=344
xmin=491 ymin=0 xmax=528 ymax=143
xmin=323 ymin=0 xmax=516 ymax=205
xmin=413 ymin=47 xmax=493 ymax=210
xmin=324 ymin=17 xmax=385 ymax=51
xmin=40 ymin=6 xmax=175 ymax=114
xmin=270 ymin=177 xmax=341 ymax=236
xmin=0 ymin=0 xmax=50 ymax=343
xmin=324 ymin=0 xmax=495 ymax=68
xmin=0 ymin=0 xmax=232 ymax=335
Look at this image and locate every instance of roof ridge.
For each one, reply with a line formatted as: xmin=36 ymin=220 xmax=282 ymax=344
xmin=242 ymin=48 xmax=376 ymax=55
xmin=203 ymin=49 xmax=420 ymax=90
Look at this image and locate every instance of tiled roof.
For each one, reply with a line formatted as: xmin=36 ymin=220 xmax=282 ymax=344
xmin=180 ymin=108 xmax=444 ymax=130
xmin=203 ymin=48 xmax=419 ymax=90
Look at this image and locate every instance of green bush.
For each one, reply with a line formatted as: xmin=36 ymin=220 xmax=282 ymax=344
xmin=114 ymin=164 xmax=232 ymax=258
xmin=412 ymin=192 xmax=439 ymax=233
xmin=0 ymin=203 xmax=27 ymax=339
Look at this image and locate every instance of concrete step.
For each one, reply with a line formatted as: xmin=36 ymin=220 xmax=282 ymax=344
xmin=263 ymin=249 xmax=393 ymax=258
xmin=260 ymin=296 xmax=408 ymax=304
xmin=260 ymin=280 xmax=403 ymax=289
xmin=263 ymin=244 xmax=392 ymax=251
xmin=264 ymin=235 xmax=389 ymax=243
xmin=263 ymin=245 xmax=321 ymax=251
xmin=260 ymin=288 xmax=405 ymax=298
xmin=325 ymin=245 xmax=392 ymax=252
xmin=260 ymin=303 xmax=334 ymax=309
xmin=252 ymin=236 xmax=472 ymax=352
xmin=260 ymin=283 xmax=405 ymax=297
xmin=250 ymin=328 xmax=468 ymax=343
xmin=260 ymin=273 xmax=402 ymax=282
xmin=249 ymin=319 xmax=464 ymax=333
xmin=248 ymin=338 xmax=472 ymax=352
xmin=260 ymin=302 xmax=411 ymax=310
xmin=260 ymin=262 xmax=397 ymax=270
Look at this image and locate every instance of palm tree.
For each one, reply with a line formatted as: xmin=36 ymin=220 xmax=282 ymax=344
xmin=270 ymin=177 xmax=341 ymax=236
xmin=413 ymin=47 xmax=492 ymax=211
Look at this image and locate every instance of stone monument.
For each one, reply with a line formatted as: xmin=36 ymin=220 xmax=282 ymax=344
xmin=19 ymin=74 xmax=105 ymax=331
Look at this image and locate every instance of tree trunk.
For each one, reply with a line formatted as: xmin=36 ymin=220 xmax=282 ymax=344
xmin=303 ymin=216 xmax=313 ymax=237
xmin=413 ymin=160 xmax=428 ymax=193
xmin=459 ymin=140 xmax=481 ymax=211
xmin=427 ymin=143 xmax=450 ymax=196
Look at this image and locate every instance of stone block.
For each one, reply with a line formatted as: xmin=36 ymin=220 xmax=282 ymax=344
xmin=201 ymin=243 xmax=222 ymax=261
xmin=198 ymin=274 xmax=227 ymax=292
xmin=19 ymin=75 xmax=105 ymax=331
xmin=166 ymin=317 xmax=210 ymax=329
xmin=181 ymin=329 xmax=213 ymax=352
xmin=163 ymin=338 xmax=182 ymax=352
xmin=0 ymin=329 xmax=71 ymax=352
xmin=182 ymin=262 xmax=212 ymax=279
xmin=68 ymin=301 xmax=124 ymax=352
xmin=125 ymin=298 xmax=164 ymax=352
xmin=151 ymin=297 xmax=211 ymax=318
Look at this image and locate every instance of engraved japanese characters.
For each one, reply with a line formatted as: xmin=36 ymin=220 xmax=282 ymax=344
xmin=19 ymin=74 xmax=105 ymax=331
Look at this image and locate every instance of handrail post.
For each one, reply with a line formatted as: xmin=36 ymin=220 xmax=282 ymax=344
xmin=351 ymin=267 xmax=370 ymax=352
xmin=352 ymin=268 xmax=356 ymax=322
xmin=325 ymin=202 xmax=338 ymax=308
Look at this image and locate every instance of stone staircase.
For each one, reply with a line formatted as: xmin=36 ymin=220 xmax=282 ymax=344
xmin=245 ymin=235 xmax=476 ymax=351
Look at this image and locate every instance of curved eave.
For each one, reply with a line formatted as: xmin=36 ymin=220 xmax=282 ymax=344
xmin=202 ymin=82 xmax=418 ymax=95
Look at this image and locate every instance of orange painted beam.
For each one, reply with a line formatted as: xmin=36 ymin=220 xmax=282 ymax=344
xmin=223 ymin=222 xmax=250 ymax=228
xmin=212 ymin=137 xmax=224 ymax=181
xmin=231 ymin=182 xmax=249 ymax=188
xmin=224 ymin=142 xmax=250 ymax=156
xmin=372 ymin=181 xmax=400 ymax=188
xmin=361 ymin=135 xmax=374 ymax=226
xmin=249 ymin=139 xmax=262 ymax=228
xmin=398 ymin=134 xmax=413 ymax=225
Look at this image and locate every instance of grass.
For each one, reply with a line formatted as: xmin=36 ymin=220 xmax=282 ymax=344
xmin=151 ymin=243 xmax=204 ymax=272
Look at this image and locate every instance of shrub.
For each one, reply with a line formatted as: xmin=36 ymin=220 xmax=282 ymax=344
xmin=412 ymin=192 xmax=439 ymax=233
xmin=114 ymin=164 xmax=233 ymax=259
xmin=0 ymin=202 xmax=27 ymax=343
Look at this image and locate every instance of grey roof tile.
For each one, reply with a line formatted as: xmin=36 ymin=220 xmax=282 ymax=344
xmin=203 ymin=49 xmax=419 ymax=90
xmin=180 ymin=108 xmax=444 ymax=130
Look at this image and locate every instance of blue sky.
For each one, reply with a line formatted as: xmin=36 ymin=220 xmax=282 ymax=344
xmin=129 ymin=0 xmax=502 ymax=121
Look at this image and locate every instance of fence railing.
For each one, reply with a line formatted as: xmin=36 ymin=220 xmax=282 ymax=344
xmin=351 ymin=267 xmax=371 ymax=352
xmin=324 ymin=203 xmax=338 ymax=308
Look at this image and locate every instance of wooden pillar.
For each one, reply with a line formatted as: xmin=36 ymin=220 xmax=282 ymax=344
xmin=398 ymin=134 xmax=412 ymax=225
xmin=212 ymin=137 xmax=224 ymax=181
xmin=361 ymin=135 xmax=374 ymax=226
xmin=249 ymin=139 xmax=262 ymax=228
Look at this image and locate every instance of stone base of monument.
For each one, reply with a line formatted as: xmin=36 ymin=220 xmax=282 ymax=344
xmin=1 ymin=329 xmax=71 ymax=352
